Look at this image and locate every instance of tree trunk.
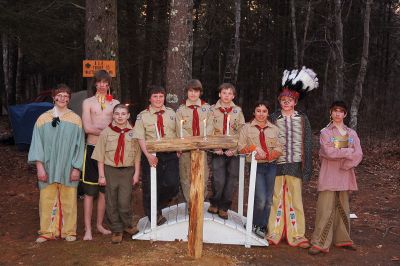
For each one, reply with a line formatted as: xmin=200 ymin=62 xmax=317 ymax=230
xmin=2 ymin=32 xmax=15 ymax=109
xmin=299 ymin=0 xmax=312 ymax=66
xmin=333 ymin=0 xmax=344 ymax=100
xmin=232 ymin=0 xmax=241 ymax=85
xmin=349 ymin=0 xmax=372 ymax=130
xmin=85 ymin=0 xmax=120 ymax=98
xmin=165 ymin=0 xmax=194 ymax=110
xmin=290 ymin=0 xmax=298 ymax=68
xmin=15 ymin=37 xmax=23 ymax=104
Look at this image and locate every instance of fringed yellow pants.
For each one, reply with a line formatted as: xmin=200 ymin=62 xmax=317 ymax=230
xmin=38 ymin=183 xmax=77 ymax=240
xmin=267 ymin=175 xmax=309 ymax=246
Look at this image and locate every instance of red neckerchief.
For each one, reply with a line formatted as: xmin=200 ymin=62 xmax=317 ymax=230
xmin=155 ymin=110 xmax=165 ymax=137
xmin=108 ymin=123 xmax=130 ymax=166
xmin=187 ymin=100 xmax=206 ymax=136
xmin=218 ymin=107 xmax=233 ymax=135
xmin=255 ymin=125 xmax=270 ymax=159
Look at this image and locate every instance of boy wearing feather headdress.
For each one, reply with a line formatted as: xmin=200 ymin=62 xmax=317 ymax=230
xmin=267 ymin=67 xmax=318 ymax=248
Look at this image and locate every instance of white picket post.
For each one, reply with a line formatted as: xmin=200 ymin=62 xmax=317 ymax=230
xmin=238 ymin=155 xmax=245 ymax=216
xmin=245 ymin=151 xmax=257 ymax=248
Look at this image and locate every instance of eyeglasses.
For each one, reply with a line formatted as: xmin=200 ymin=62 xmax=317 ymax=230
xmin=56 ymin=94 xmax=70 ymax=99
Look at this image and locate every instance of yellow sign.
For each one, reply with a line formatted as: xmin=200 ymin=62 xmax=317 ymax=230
xmin=83 ymin=60 xmax=116 ymax=77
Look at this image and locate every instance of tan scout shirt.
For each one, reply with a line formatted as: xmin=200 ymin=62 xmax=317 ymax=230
xmin=92 ymin=123 xmax=141 ymax=167
xmin=133 ymin=105 xmax=176 ymax=140
xmin=210 ymin=100 xmax=245 ymax=136
xmin=176 ymin=99 xmax=213 ymax=137
xmin=238 ymin=120 xmax=282 ymax=163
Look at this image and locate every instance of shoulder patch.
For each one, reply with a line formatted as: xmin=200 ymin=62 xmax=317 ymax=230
xmin=136 ymin=114 xmax=142 ymax=120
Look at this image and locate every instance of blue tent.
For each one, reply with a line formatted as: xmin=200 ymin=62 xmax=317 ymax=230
xmin=9 ymin=102 xmax=53 ymax=151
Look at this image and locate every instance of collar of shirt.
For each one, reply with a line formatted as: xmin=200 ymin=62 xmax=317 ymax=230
xmin=185 ymin=99 xmax=202 ymax=107
xmin=111 ymin=121 xmax=133 ymax=130
xmin=214 ymin=100 xmax=236 ymax=109
xmin=327 ymin=122 xmax=350 ymax=133
xmin=148 ymin=105 xmax=167 ymax=115
xmin=250 ymin=119 xmax=274 ymax=128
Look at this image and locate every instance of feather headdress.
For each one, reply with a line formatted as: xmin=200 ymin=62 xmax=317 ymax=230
xmin=279 ymin=66 xmax=319 ymax=100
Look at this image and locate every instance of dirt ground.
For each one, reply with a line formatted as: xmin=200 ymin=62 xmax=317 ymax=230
xmin=0 ymin=119 xmax=399 ymax=265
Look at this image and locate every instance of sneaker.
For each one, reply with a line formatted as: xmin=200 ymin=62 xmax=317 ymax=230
xmin=111 ymin=232 xmax=123 ymax=244
xmin=124 ymin=226 xmax=139 ymax=236
xmin=65 ymin=236 xmax=77 ymax=242
xmin=35 ymin=237 xmax=47 ymax=243
xmin=253 ymin=225 xmax=266 ymax=239
xmin=208 ymin=205 xmax=218 ymax=214
xmin=218 ymin=209 xmax=228 ymax=220
xmin=308 ymin=246 xmax=322 ymax=255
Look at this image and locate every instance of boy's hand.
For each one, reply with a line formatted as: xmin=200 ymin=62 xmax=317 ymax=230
xmin=98 ymin=176 xmax=106 ymax=186
xmin=132 ymin=173 xmax=139 ymax=185
xmin=70 ymin=168 xmax=80 ymax=182
xmin=147 ymin=154 xmax=158 ymax=167
xmin=176 ymin=151 xmax=182 ymax=158
xmin=37 ymin=168 xmax=48 ymax=182
xmin=255 ymin=147 xmax=266 ymax=160
xmin=214 ymin=149 xmax=224 ymax=155
xmin=224 ymin=149 xmax=235 ymax=157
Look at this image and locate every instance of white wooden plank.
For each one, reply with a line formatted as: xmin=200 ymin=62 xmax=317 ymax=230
xmin=177 ymin=203 xmax=187 ymax=223
xmin=245 ymin=152 xmax=257 ymax=248
xmin=150 ymin=153 xmax=157 ymax=240
xmin=238 ymin=155 xmax=245 ymax=216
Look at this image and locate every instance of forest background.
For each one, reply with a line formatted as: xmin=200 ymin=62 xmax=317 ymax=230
xmin=1 ymin=0 xmax=399 ymax=136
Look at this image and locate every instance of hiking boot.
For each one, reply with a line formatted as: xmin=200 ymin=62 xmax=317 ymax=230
xmin=124 ymin=226 xmax=139 ymax=236
xmin=253 ymin=225 xmax=266 ymax=239
xmin=218 ymin=209 xmax=228 ymax=220
xmin=111 ymin=232 xmax=123 ymax=244
xmin=308 ymin=246 xmax=322 ymax=255
xmin=207 ymin=205 xmax=218 ymax=214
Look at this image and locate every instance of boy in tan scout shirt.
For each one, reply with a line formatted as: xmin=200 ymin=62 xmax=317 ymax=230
xmin=176 ymin=79 xmax=213 ymax=204
xmin=92 ymin=104 xmax=141 ymax=244
xmin=208 ymin=83 xmax=245 ymax=219
xmin=133 ymin=85 xmax=180 ymax=225
xmin=238 ymin=101 xmax=282 ymax=238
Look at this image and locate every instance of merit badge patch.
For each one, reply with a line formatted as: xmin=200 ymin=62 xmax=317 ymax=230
xmin=233 ymin=109 xmax=238 ymax=114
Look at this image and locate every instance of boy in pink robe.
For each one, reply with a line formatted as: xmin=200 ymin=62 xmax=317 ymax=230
xmin=309 ymin=101 xmax=363 ymax=255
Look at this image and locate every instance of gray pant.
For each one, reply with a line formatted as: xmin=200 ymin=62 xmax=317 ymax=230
xmin=104 ymin=165 xmax=135 ymax=233
xmin=210 ymin=155 xmax=239 ymax=211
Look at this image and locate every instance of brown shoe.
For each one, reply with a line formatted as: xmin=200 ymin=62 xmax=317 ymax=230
xmin=218 ymin=209 xmax=228 ymax=220
xmin=308 ymin=246 xmax=322 ymax=255
xmin=208 ymin=205 xmax=218 ymax=214
xmin=156 ymin=214 xmax=167 ymax=226
xmin=111 ymin=232 xmax=123 ymax=244
xmin=124 ymin=226 xmax=139 ymax=236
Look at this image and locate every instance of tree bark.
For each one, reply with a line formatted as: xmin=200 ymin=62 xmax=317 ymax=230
xmin=85 ymin=0 xmax=120 ymax=98
xmin=165 ymin=0 xmax=194 ymax=110
xmin=349 ymin=0 xmax=372 ymax=130
xmin=15 ymin=37 xmax=23 ymax=104
xmin=299 ymin=0 xmax=312 ymax=66
xmin=2 ymin=32 xmax=15 ymax=109
xmin=333 ymin=0 xmax=344 ymax=100
xmin=232 ymin=0 xmax=241 ymax=85
xmin=290 ymin=0 xmax=298 ymax=68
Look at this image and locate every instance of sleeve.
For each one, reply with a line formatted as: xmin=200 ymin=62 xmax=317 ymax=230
xmin=132 ymin=114 xmax=146 ymax=140
xmin=302 ymin=115 xmax=313 ymax=182
xmin=206 ymin=106 xmax=215 ymax=135
xmin=27 ymin=122 xmax=44 ymax=164
xmin=340 ymin=131 xmax=363 ymax=170
xmin=176 ymin=108 xmax=189 ymax=137
xmin=319 ymin=131 xmax=354 ymax=160
xmin=272 ymin=127 xmax=283 ymax=154
xmin=91 ymin=130 xmax=107 ymax=162
xmin=237 ymin=110 xmax=246 ymax=131
xmin=71 ymin=125 xmax=85 ymax=170
xmin=132 ymin=140 xmax=142 ymax=164
xmin=237 ymin=125 xmax=248 ymax=153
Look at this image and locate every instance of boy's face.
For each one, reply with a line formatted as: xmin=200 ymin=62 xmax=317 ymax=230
xmin=219 ymin=88 xmax=235 ymax=104
xmin=113 ymin=107 xmax=130 ymax=126
xmin=254 ymin=105 xmax=268 ymax=123
xmin=53 ymin=92 xmax=70 ymax=109
xmin=187 ymin=88 xmax=201 ymax=102
xmin=279 ymin=96 xmax=297 ymax=111
xmin=149 ymin=93 xmax=165 ymax=109
xmin=96 ymin=79 xmax=110 ymax=95
xmin=331 ymin=107 xmax=346 ymax=123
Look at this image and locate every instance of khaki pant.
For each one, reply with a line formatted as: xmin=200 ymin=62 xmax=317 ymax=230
xmin=267 ymin=175 xmax=308 ymax=246
xmin=310 ymin=191 xmax=352 ymax=252
xmin=105 ymin=165 xmax=135 ymax=232
xmin=179 ymin=151 xmax=209 ymax=203
xmin=39 ymin=183 xmax=77 ymax=239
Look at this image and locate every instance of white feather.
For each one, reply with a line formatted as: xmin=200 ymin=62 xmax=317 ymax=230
xmin=291 ymin=67 xmax=319 ymax=92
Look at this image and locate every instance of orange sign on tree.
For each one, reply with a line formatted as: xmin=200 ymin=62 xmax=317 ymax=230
xmin=83 ymin=60 xmax=116 ymax=77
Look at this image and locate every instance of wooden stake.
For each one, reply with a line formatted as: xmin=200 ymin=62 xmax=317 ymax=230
xmin=188 ymin=150 xmax=205 ymax=259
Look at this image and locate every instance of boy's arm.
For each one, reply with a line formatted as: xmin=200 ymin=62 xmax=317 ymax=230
xmin=133 ymin=157 xmax=140 ymax=185
xmin=36 ymin=161 xmax=48 ymax=182
xmin=138 ymin=139 xmax=158 ymax=167
xmin=340 ymin=131 xmax=363 ymax=170
xmin=97 ymin=161 xmax=106 ymax=186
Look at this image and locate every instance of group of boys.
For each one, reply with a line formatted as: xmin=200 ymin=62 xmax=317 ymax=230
xmin=29 ymin=67 xmax=362 ymax=254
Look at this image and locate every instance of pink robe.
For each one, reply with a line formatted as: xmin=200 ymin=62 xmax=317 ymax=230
xmin=318 ymin=124 xmax=363 ymax=191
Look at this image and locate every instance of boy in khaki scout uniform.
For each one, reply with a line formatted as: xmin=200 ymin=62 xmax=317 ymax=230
xmin=133 ymin=85 xmax=179 ymax=225
xmin=176 ymin=79 xmax=212 ymax=204
xmin=208 ymin=83 xmax=245 ymax=219
xmin=238 ymin=101 xmax=282 ymax=238
xmin=92 ymin=104 xmax=141 ymax=244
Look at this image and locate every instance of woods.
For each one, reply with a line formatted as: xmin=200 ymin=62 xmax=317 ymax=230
xmin=1 ymin=0 xmax=399 ymax=135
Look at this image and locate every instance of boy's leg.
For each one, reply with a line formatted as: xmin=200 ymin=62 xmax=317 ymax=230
xmin=333 ymin=191 xmax=354 ymax=248
xmin=141 ymin=156 xmax=151 ymax=218
xmin=37 ymin=183 xmax=59 ymax=241
xmin=179 ymin=151 xmax=191 ymax=203
xmin=267 ymin=175 xmax=286 ymax=245
xmin=219 ymin=156 xmax=239 ymax=211
xmin=264 ymin=163 xmax=277 ymax=228
xmin=97 ymin=190 xmax=111 ymax=235
xmin=116 ymin=167 xmax=135 ymax=231
xmin=158 ymin=153 xmax=180 ymax=208
xmin=104 ymin=166 xmax=123 ymax=233
xmin=210 ymin=155 xmax=227 ymax=209
xmin=253 ymin=165 xmax=268 ymax=227
xmin=83 ymin=193 xmax=94 ymax=240
xmin=59 ymin=185 xmax=78 ymax=239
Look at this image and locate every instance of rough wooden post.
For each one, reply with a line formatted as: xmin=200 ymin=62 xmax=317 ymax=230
xmin=188 ymin=150 xmax=205 ymax=259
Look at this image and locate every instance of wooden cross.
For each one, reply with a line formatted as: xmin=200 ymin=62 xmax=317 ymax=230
xmin=145 ymin=135 xmax=238 ymax=259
